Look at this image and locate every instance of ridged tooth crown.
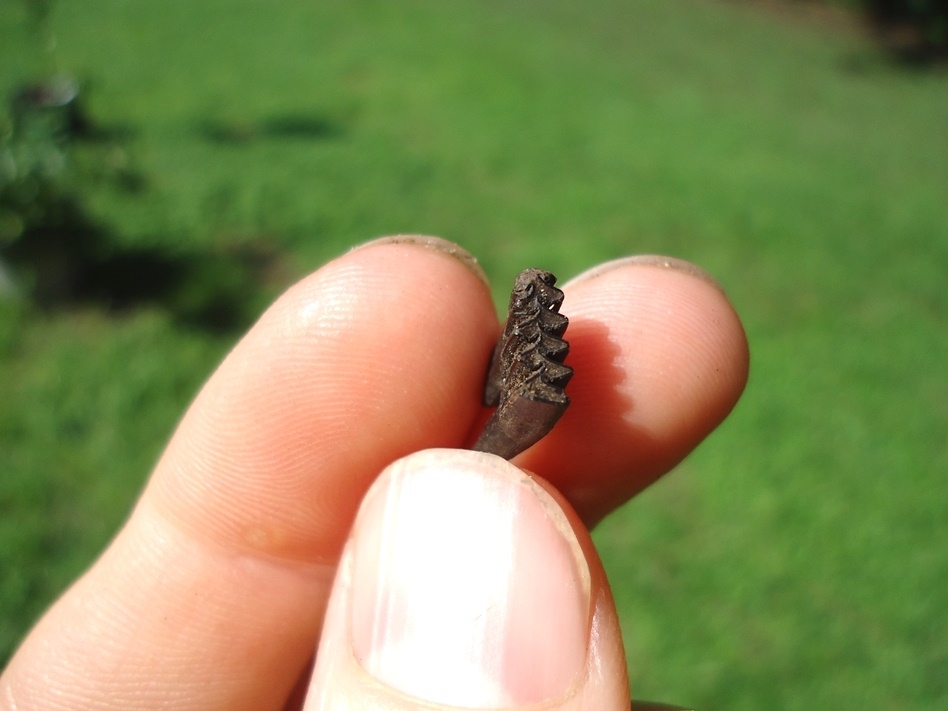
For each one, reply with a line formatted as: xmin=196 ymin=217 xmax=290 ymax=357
xmin=496 ymin=269 xmax=573 ymax=405
xmin=474 ymin=268 xmax=574 ymax=460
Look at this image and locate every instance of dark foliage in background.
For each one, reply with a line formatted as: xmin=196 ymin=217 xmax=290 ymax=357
xmin=0 ymin=0 xmax=281 ymax=331
xmin=0 ymin=81 xmax=279 ymax=332
xmin=840 ymin=0 xmax=948 ymax=62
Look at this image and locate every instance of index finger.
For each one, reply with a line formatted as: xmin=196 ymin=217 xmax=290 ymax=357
xmin=146 ymin=236 xmax=498 ymax=563
xmin=0 ymin=236 xmax=498 ymax=711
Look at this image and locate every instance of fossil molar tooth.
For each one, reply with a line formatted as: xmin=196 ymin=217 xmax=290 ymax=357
xmin=473 ymin=269 xmax=572 ymax=460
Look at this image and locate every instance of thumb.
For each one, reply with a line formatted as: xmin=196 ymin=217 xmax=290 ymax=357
xmin=305 ymin=449 xmax=630 ymax=710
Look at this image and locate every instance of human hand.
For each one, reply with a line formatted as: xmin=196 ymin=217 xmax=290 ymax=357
xmin=0 ymin=236 xmax=748 ymax=710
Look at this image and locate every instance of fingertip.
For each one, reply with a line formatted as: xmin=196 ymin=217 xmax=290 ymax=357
xmin=307 ymin=449 xmax=630 ymax=710
xmin=150 ymin=237 xmax=499 ymax=562
xmin=570 ymin=254 xmax=729 ymax=297
xmin=350 ymin=234 xmax=490 ymax=287
xmin=582 ymin=256 xmax=749 ymax=438
xmin=521 ymin=256 xmax=749 ymax=524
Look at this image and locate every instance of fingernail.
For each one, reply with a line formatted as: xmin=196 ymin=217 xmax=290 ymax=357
xmin=351 ymin=234 xmax=489 ymax=286
xmin=570 ymin=255 xmax=726 ymax=295
xmin=350 ymin=449 xmax=591 ymax=707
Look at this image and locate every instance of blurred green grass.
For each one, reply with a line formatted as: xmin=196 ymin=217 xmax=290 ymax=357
xmin=2 ymin=0 xmax=946 ymax=708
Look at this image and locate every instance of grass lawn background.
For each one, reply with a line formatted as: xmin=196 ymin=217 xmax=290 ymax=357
xmin=2 ymin=0 xmax=946 ymax=708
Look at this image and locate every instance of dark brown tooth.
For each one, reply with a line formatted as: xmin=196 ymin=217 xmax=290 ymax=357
xmin=473 ymin=398 xmax=566 ymax=461
xmin=538 ymin=308 xmax=569 ymax=337
xmin=473 ymin=269 xmax=572 ymax=460
xmin=540 ymin=332 xmax=569 ymax=360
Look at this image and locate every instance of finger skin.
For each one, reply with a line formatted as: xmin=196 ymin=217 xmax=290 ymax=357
xmin=0 ymin=245 xmax=747 ymax=711
xmin=149 ymin=242 xmax=497 ymax=563
xmin=516 ymin=259 xmax=749 ymax=525
xmin=0 ymin=241 xmax=498 ymax=711
xmin=307 ymin=450 xmax=630 ymax=711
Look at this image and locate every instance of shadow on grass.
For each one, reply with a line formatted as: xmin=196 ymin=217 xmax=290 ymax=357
xmin=198 ymin=112 xmax=344 ymax=145
xmin=2 ymin=80 xmax=291 ymax=334
xmin=3 ymin=201 xmax=285 ymax=333
xmin=863 ymin=0 xmax=948 ymax=70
